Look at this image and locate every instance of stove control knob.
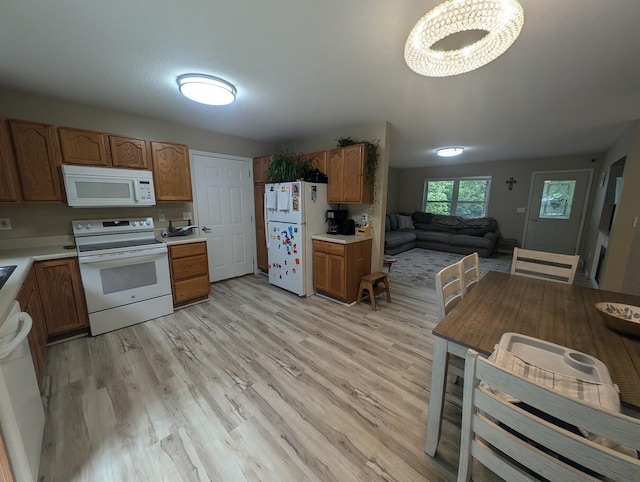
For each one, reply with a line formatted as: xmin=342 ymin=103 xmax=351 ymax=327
xmin=132 ymin=221 xmax=139 ymax=227
xmin=85 ymin=223 xmax=92 ymax=229
xmin=145 ymin=220 xmax=151 ymax=225
xmin=75 ymin=224 xmax=84 ymax=230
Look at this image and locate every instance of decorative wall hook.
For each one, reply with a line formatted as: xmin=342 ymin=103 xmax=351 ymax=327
xmin=506 ymin=177 xmax=517 ymax=190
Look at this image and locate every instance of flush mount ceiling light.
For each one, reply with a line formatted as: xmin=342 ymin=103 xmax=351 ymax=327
xmin=177 ymin=74 xmax=236 ymax=105
xmin=436 ymin=147 xmax=465 ymax=157
xmin=405 ymin=0 xmax=524 ymax=77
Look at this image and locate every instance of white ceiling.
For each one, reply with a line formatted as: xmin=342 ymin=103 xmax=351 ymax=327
xmin=1 ymin=1 xmax=640 ymax=168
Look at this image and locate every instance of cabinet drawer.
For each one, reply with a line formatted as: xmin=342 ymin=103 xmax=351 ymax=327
xmin=170 ymin=241 xmax=206 ymax=259
xmin=171 ymin=254 xmax=208 ymax=281
xmin=313 ymin=240 xmax=345 ymax=256
xmin=173 ymin=275 xmax=210 ymax=305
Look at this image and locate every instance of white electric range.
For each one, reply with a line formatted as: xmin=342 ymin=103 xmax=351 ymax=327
xmin=72 ymin=217 xmax=173 ymax=335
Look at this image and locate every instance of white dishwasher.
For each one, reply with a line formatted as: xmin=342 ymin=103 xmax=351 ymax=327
xmin=0 ymin=301 xmax=44 ymax=482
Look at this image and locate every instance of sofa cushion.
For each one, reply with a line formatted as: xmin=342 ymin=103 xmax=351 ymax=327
xmin=412 ymin=211 xmax=435 ymax=224
xmin=385 ymin=230 xmax=417 ymax=247
xmin=388 ymin=213 xmax=399 ymax=230
xmin=457 ymin=226 xmax=495 ymax=236
xmin=415 ymin=231 xmax=452 ymax=244
xmin=449 ymin=234 xmax=494 ymax=249
xmin=385 ymin=215 xmax=391 ymax=232
xmin=397 ymin=215 xmax=414 ymax=229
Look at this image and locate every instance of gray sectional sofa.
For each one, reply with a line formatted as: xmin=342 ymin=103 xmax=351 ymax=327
xmin=384 ymin=211 xmax=499 ymax=257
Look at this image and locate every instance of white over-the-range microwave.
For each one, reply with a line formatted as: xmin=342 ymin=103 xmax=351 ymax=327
xmin=61 ymin=165 xmax=156 ymax=208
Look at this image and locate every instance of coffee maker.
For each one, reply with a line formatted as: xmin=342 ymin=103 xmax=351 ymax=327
xmin=326 ymin=209 xmax=348 ymax=235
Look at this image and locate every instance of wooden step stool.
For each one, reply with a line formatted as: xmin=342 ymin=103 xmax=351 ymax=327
xmin=357 ymin=271 xmax=391 ymax=311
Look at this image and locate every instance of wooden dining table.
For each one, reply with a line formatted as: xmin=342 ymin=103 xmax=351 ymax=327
xmin=425 ymin=270 xmax=640 ymax=456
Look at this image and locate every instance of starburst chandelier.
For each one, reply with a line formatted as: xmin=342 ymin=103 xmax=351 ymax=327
xmin=405 ymin=0 xmax=524 ymax=77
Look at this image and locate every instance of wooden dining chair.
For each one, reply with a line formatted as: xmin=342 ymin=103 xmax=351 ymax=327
xmin=510 ymin=247 xmax=579 ymax=284
xmin=460 ymin=252 xmax=480 ymax=294
xmin=435 ymin=262 xmax=466 ymax=380
xmin=458 ymin=349 xmax=640 ymax=482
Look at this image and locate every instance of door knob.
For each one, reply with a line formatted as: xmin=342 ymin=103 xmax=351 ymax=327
xmin=202 ymin=227 xmax=212 ymax=233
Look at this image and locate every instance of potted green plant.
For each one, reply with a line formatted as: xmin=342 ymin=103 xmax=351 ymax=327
xmin=265 ymin=148 xmax=311 ymax=183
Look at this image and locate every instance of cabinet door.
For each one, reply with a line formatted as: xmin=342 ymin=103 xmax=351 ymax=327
xmin=305 ymin=150 xmax=328 ymax=175
xmin=254 ymin=184 xmax=268 ymax=272
xmin=327 ymin=254 xmax=346 ymax=300
xmin=327 ymin=149 xmax=344 ymax=203
xmin=313 ymin=251 xmax=329 ymax=293
xmin=342 ymin=144 xmax=366 ymax=203
xmin=16 ymin=268 xmax=48 ymax=391
xmin=151 ymin=141 xmax=192 ymax=201
xmin=59 ymin=127 xmax=109 ymax=166
xmin=0 ymin=119 xmax=21 ymax=201
xmin=252 ymin=155 xmax=272 ymax=183
xmin=35 ymin=258 xmax=89 ymax=340
xmin=110 ymin=135 xmax=149 ymax=169
xmin=10 ymin=120 xmax=64 ymax=201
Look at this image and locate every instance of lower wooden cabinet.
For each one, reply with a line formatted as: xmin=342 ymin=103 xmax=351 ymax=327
xmin=313 ymin=239 xmax=372 ymax=303
xmin=169 ymin=241 xmax=210 ymax=306
xmin=16 ymin=267 xmax=48 ymax=391
xmin=254 ymin=184 xmax=268 ymax=272
xmin=35 ymin=258 xmax=89 ymax=341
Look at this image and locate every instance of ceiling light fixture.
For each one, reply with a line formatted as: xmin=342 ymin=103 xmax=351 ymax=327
xmin=177 ymin=74 xmax=236 ymax=105
xmin=436 ymin=147 xmax=465 ymax=157
xmin=405 ymin=0 xmax=524 ymax=77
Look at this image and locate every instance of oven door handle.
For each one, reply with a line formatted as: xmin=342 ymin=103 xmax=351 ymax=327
xmin=78 ymin=248 xmax=167 ymax=264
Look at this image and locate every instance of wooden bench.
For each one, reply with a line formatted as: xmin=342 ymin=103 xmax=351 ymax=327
xmin=356 ymin=271 xmax=391 ymax=311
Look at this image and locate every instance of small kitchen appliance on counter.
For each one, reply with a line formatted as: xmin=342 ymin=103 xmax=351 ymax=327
xmin=326 ymin=209 xmax=348 ymax=235
xmin=265 ymin=181 xmax=331 ymax=296
xmin=72 ymin=217 xmax=173 ymax=335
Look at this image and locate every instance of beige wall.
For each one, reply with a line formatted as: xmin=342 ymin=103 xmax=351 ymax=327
xmin=396 ymin=154 xmax=602 ymax=256
xmin=285 ymin=122 xmax=391 ymax=271
xmin=386 ymin=167 xmax=400 ymax=213
xmin=601 ymin=121 xmax=640 ymax=294
xmin=0 ymin=89 xmax=273 ymax=241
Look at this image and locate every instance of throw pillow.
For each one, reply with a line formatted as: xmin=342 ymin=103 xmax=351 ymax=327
xmin=385 ymin=216 xmax=391 ymax=232
xmin=412 ymin=211 xmax=435 ymax=224
xmin=397 ymin=215 xmax=414 ymax=230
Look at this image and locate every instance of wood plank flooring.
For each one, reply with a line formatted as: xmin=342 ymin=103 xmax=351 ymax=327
xmin=39 ymin=274 xmax=470 ymax=481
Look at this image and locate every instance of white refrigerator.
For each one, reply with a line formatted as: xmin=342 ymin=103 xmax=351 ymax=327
xmin=266 ymin=181 xmax=331 ymax=296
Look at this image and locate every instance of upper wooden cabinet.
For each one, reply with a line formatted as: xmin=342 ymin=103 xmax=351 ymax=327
xmin=10 ymin=120 xmax=64 ymax=201
xmin=252 ymin=155 xmax=273 ymax=184
xmin=110 ymin=135 xmax=149 ymax=169
xmin=150 ymin=141 xmax=192 ymax=201
xmin=305 ymin=150 xmax=328 ymax=175
xmin=327 ymin=144 xmax=371 ymax=204
xmin=59 ymin=127 xmax=109 ymax=166
xmin=0 ymin=119 xmax=21 ymax=201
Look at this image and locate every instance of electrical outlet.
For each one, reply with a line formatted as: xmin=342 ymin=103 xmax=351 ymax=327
xmin=0 ymin=218 xmax=11 ymax=230
xmin=158 ymin=211 xmax=166 ymax=222
xmin=183 ymin=212 xmax=192 ymax=221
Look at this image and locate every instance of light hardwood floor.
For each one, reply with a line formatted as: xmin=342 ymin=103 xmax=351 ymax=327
xmin=40 ymin=274 xmax=469 ymax=481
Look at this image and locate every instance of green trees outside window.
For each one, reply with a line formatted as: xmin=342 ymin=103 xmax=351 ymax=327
xmin=424 ymin=177 xmax=491 ymax=217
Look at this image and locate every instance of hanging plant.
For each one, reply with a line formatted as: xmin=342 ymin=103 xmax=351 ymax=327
xmin=336 ymin=136 xmax=380 ymax=194
xmin=265 ymin=148 xmax=312 ymax=183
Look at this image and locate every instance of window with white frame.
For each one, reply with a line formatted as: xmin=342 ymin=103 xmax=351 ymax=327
xmin=423 ymin=177 xmax=492 ymax=217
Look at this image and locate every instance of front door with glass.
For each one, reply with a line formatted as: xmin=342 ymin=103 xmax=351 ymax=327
xmin=524 ymin=170 xmax=591 ymax=254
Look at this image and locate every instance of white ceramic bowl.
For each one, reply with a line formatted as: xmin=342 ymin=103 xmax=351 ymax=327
xmin=595 ymin=302 xmax=640 ymax=338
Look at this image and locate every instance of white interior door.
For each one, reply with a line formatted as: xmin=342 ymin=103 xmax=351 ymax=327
xmin=192 ymin=152 xmax=254 ymax=282
xmin=524 ymin=170 xmax=592 ymax=254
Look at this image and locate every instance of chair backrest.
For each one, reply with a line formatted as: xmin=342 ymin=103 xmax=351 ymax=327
xmin=460 ymin=252 xmax=480 ymax=294
xmin=435 ymin=262 xmax=464 ymax=321
xmin=458 ymin=350 xmax=640 ymax=482
xmin=510 ymin=247 xmax=579 ymax=284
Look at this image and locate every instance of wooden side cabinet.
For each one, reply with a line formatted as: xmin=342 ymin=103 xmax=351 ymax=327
xmin=252 ymin=155 xmax=273 ymax=272
xmin=305 ymin=150 xmax=328 ymax=175
xmin=169 ymin=241 xmax=210 ymax=306
xmin=252 ymin=155 xmax=272 ymax=184
xmin=59 ymin=127 xmax=109 ymax=166
xmin=328 ymin=144 xmax=371 ymax=204
xmin=35 ymin=258 xmax=89 ymax=341
xmin=16 ymin=267 xmax=48 ymax=392
xmin=151 ymin=141 xmax=192 ymax=201
xmin=313 ymin=239 xmax=372 ymax=303
xmin=9 ymin=120 xmax=64 ymax=201
xmin=0 ymin=119 xmax=21 ymax=202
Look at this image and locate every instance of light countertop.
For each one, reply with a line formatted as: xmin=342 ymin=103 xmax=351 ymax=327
xmin=311 ymin=234 xmax=373 ymax=245
xmin=160 ymin=234 xmax=208 ymax=246
xmin=0 ymin=243 xmax=78 ymax=324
